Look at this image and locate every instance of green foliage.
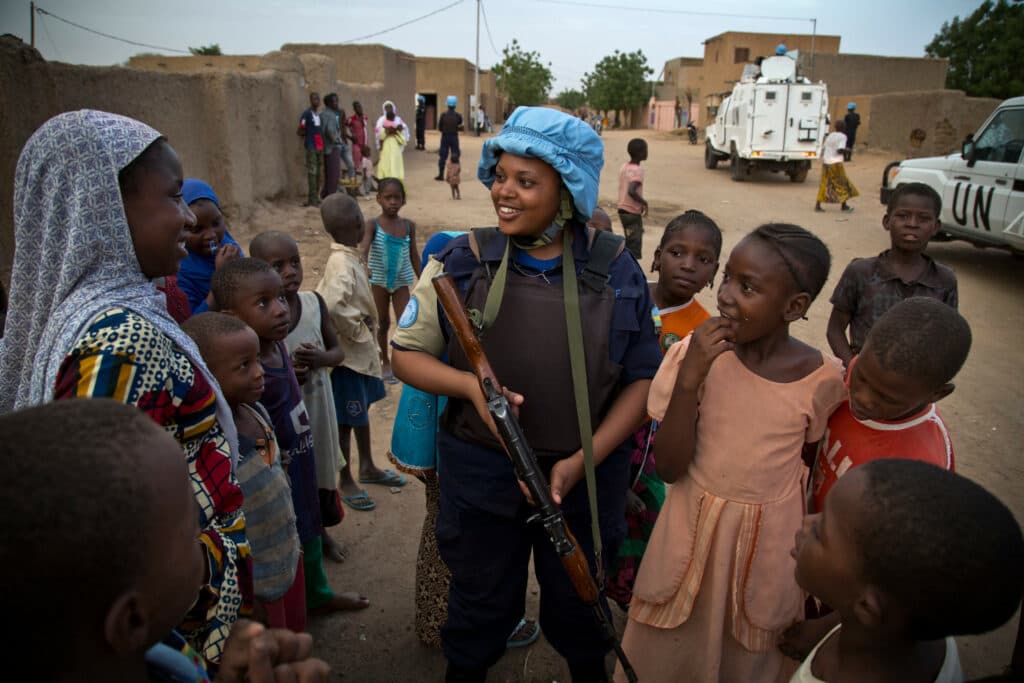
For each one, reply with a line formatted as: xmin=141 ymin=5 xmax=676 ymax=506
xmin=925 ymin=0 xmax=1024 ymax=99
xmin=188 ymin=44 xmax=223 ymax=56
xmin=582 ymin=50 xmax=654 ymax=114
xmin=493 ymin=39 xmax=554 ymax=107
xmin=556 ymin=89 xmax=587 ymax=111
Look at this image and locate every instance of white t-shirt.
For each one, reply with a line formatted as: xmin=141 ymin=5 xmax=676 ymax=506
xmin=822 ymin=132 xmax=848 ymax=165
xmin=790 ymin=624 xmax=963 ymax=683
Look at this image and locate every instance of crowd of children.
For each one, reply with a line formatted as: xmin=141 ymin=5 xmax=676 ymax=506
xmin=0 ymin=105 xmax=1021 ymax=683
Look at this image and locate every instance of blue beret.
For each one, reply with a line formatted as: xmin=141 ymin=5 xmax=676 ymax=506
xmin=477 ymin=106 xmax=604 ymax=220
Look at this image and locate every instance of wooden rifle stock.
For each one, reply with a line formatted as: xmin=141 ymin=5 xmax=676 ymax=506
xmin=431 ymin=273 xmax=638 ymax=682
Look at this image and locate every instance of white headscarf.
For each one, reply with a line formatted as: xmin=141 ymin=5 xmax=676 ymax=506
xmin=0 ymin=110 xmax=238 ymax=461
xmin=374 ymin=99 xmax=410 ymax=149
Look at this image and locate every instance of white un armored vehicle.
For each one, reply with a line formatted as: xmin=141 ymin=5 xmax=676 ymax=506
xmin=704 ymin=53 xmax=829 ymax=183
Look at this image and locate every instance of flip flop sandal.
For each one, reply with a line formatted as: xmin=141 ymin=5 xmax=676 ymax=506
xmin=359 ymin=468 xmax=407 ymax=487
xmin=506 ymin=618 xmax=541 ymax=649
xmin=340 ymin=490 xmax=376 ymax=511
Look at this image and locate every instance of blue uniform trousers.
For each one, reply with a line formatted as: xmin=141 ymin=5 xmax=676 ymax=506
xmin=436 ymin=428 xmax=629 ymax=675
xmin=438 ymin=133 xmax=460 ymax=176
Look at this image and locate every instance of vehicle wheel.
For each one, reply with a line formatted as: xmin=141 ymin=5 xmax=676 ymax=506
xmin=788 ymin=165 xmax=808 ymax=183
xmin=704 ymin=142 xmax=719 ymax=169
xmin=730 ymin=152 xmax=747 ymax=182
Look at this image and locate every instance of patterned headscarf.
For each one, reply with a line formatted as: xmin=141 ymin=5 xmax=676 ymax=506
xmin=0 ymin=110 xmax=238 ymax=460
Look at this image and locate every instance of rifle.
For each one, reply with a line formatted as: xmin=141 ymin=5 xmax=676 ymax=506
xmin=432 ymin=273 xmax=638 ymax=682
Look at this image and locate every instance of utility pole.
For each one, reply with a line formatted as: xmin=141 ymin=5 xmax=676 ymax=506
xmin=474 ymin=0 xmax=480 ymax=130
xmin=30 ymin=1 xmax=35 ymax=49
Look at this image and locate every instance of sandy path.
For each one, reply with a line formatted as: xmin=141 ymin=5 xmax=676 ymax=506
xmin=233 ymin=128 xmax=1022 ymax=681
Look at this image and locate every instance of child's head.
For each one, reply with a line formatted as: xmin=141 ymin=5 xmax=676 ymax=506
xmin=477 ymin=107 xmax=604 ymax=243
xmin=794 ymin=459 xmax=1024 ymax=641
xmin=353 ymin=101 xmax=363 ymax=117
xmin=1 ymin=399 xmax=203 ymax=674
xmin=627 ymin=138 xmax=648 ymax=163
xmin=653 ymin=210 xmax=722 ymax=305
xmin=211 ymin=258 xmax=290 ymax=342
xmin=361 ymin=144 xmax=372 ymax=158
xmin=884 ymin=183 xmax=942 ymax=253
xmin=718 ymin=223 xmax=830 ymax=342
xmin=850 ymin=297 xmax=970 ymax=421
xmin=184 ymin=312 xmax=265 ymax=407
xmin=451 ymin=153 xmax=460 ymax=165
xmin=834 ymin=119 xmax=846 ymax=133
xmin=309 ymin=92 xmax=320 ymax=109
xmin=587 ymin=207 xmax=613 ymax=233
xmin=250 ymin=231 xmax=303 ymax=297
xmin=376 ymin=177 xmax=407 ymax=217
xmin=181 ymin=178 xmax=227 ymax=259
xmin=321 ymin=192 xmax=365 ymax=246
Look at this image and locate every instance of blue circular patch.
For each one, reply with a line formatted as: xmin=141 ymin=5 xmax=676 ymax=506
xmin=398 ymin=296 xmax=419 ymax=329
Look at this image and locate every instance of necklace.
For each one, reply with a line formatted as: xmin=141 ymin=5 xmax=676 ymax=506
xmin=510 ymin=259 xmax=558 ymax=284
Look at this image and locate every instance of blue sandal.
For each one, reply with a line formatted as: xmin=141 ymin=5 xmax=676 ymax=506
xmin=506 ymin=618 xmax=541 ymax=648
xmin=358 ymin=468 xmax=407 ymax=487
xmin=340 ymin=490 xmax=376 ymax=511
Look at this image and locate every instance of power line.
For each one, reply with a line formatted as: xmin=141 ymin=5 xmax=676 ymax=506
xmin=38 ymin=11 xmax=62 ymax=62
xmin=479 ymin=0 xmax=501 ymax=57
xmin=33 ymin=5 xmax=190 ymax=53
xmin=530 ymin=0 xmax=813 ymax=23
xmin=341 ymin=0 xmax=466 ymax=44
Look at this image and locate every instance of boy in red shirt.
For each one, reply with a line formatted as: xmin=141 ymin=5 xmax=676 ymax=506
xmin=810 ymin=297 xmax=971 ymax=512
xmin=783 ymin=297 xmax=972 ymax=660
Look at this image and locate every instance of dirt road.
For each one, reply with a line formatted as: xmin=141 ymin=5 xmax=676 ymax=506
xmin=239 ymin=128 xmax=1023 ymax=681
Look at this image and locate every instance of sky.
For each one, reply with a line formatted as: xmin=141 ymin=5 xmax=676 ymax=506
xmin=0 ymin=0 xmax=985 ymax=93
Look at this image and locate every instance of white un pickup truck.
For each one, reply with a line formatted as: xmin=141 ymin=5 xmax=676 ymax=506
xmin=880 ymin=97 xmax=1024 ymax=254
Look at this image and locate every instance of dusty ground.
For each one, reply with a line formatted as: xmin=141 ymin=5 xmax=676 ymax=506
xmin=235 ymin=129 xmax=1023 ymax=681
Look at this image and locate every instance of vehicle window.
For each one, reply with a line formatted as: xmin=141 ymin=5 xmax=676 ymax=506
xmin=974 ymin=108 xmax=1024 ymax=164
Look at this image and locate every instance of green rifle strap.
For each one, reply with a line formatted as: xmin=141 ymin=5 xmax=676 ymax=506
xmin=561 ymin=228 xmax=604 ymax=580
xmin=481 ymin=239 xmax=511 ymax=331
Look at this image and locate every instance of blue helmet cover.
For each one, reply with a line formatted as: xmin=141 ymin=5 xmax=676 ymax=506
xmin=478 ymin=106 xmax=604 ymax=221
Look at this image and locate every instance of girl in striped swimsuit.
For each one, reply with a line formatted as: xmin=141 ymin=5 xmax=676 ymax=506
xmin=361 ymin=177 xmax=421 ymax=381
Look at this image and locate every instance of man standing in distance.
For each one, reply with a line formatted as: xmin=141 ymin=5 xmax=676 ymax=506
xmin=415 ymin=95 xmax=427 ymax=151
xmin=298 ymin=92 xmax=324 ymax=207
xmin=436 ymin=95 xmax=462 ymax=181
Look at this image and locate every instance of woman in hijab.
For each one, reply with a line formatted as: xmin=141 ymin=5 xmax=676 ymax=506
xmin=375 ymin=99 xmax=409 ymax=183
xmin=0 ymin=110 xmax=252 ymax=664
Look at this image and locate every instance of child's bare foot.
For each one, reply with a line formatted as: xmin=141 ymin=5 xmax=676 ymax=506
xmin=309 ymin=591 xmax=370 ymax=616
xmin=322 ymin=533 xmax=348 ymax=563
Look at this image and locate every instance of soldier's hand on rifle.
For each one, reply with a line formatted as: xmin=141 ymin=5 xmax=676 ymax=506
xmin=463 ymin=371 xmax=523 ymax=441
xmin=518 ymin=451 xmax=584 ymax=506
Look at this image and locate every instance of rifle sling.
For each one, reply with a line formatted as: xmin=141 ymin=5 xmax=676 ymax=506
xmin=562 ymin=227 xmax=604 ymax=581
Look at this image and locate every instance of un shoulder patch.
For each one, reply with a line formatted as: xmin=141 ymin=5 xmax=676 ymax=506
xmin=398 ymin=296 xmax=419 ymax=329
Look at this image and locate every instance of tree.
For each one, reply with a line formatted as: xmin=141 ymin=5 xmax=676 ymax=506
xmin=189 ymin=44 xmax=222 ymax=56
xmin=925 ymin=0 xmax=1024 ymax=99
xmin=555 ymin=89 xmax=586 ymax=111
xmin=582 ymin=50 xmax=653 ymax=126
xmin=493 ymin=39 xmax=553 ymax=108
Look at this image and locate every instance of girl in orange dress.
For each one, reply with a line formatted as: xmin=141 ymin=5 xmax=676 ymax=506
xmin=616 ymin=224 xmax=846 ymax=683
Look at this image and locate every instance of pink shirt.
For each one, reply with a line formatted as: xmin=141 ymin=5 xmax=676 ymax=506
xmin=617 ymin=162 xmax=645 ymax=214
